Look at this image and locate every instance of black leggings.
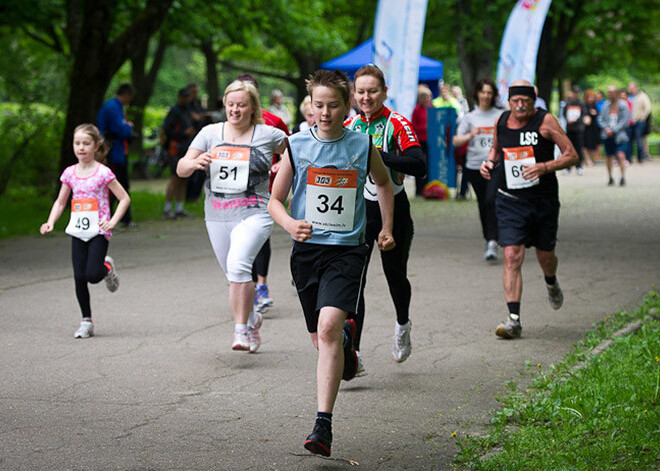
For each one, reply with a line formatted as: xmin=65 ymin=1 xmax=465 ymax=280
xmin=465 ymin=168 xmax=499 ymax=242
xmin=355 ymin=191 xmax=414 ymax=350
xmin=71 ymin=235 xmax=109 ymax=317
xmin=251 ymin=238 xmax=271 ymax=282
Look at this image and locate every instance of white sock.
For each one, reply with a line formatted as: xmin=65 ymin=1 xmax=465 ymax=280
xmin=175 ymin=201 xmax=184 ymax=212
xmin=164 ymin=201 xmax=172 ymax=212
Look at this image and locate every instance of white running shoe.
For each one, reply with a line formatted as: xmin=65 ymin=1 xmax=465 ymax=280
xmin=74 ymin=319 xmax=94 ymax=338
xmin=248 ymin=310 xmax=263 ymax=330
xmin=104 ymin=256 xmax=119 ymax=293
xmin=392 ymin=321 xmax=412 ymax=363
xmin=484 ymin=240 xmax=498 ymax=262
xmin=248 ymin=327 xmax=261 ymax=353
xmin=547 ymin=282 xmax=564 ymax=310
xmin=495 ymin=315 xmax=522 ymax=339
xmin=355 ymin=352 xmax=367 ymax=377
xmin=232 ymin=330 xmax=250 ymax=351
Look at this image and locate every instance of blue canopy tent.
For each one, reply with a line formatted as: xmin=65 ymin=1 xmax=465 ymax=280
xmin=320 ymin=38 xmax=443 ymax=96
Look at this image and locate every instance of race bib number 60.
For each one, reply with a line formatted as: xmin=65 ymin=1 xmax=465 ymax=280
xmin=503 ymin=146 xmax=539 ymax=190
xmin=305 ymin=167 xmax=358 ymax=231
xmin=65 ymin=198 xmax=99 ymax=241
xmin=210 ymin=145 xmax=250 ymax=194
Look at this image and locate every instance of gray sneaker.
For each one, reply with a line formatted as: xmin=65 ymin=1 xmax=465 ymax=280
xmin=355 ymin=352 xmax=367 ymax=377
xmin=484 ymin=240 xmax=498 ymax=261
xmin=547 ymin=282 xmax=564 ymax=310
xmin=495 ymin=315 xmax=522 ymax=339
xmin=104 ymin=256 xmax=119 ymax=293
xmin=393 ymin=321 xmax=412 ymax=362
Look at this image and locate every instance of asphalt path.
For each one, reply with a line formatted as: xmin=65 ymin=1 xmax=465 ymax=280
xmin=1 ymin=159 xmax=658 ymax=470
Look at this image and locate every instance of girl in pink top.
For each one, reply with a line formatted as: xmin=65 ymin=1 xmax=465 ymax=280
xmin=40 ymin=124 xmax=130 ymax=339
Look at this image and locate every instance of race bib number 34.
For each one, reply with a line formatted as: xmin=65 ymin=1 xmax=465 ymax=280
xmin=65 ymin=198 xmax=99 ymax=241
xmin=503 ymin=146 xmax=539 ymax=190
xmin=305 ymin=167 xmax=358 ymax=232
xmin=210 ymin=145 xmax=250 ymax=194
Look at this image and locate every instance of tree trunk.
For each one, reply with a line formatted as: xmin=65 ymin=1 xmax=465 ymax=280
xmin=201 ymin=41 xmax=219 ymax=110
xmin=455 ymin=0 xmax=496 ymax=109
xmin=58 ymin=0 xmax=172 ymax=174
xmin=130 ymin=33 xmax=168 ymax=158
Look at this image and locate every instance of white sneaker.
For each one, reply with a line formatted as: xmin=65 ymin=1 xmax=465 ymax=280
xmin=248 ymin=327 xmax=261 ymax=353
xmin=248 ymin=310 xmax=263 ymax=330
xmin=232 ymin=330 xmax=250 ymax=351
xmin=355 ymin=352 xmax=367 ymax=377
xmin=74 ymin=319 xmax=94 ymax=338
xmin=484 ymin=240 xmax=498 ymax=261
xmin=104 ymin=256 xmax=119 ymax=293
xmin=392 ymin=321 xmax=412 ymax=363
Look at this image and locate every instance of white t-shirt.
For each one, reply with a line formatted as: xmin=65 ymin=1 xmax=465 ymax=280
xmin=457 ymin=107 xmax=503 ymax=170
xmin=189 ymin=123 xmax=286 ymax=221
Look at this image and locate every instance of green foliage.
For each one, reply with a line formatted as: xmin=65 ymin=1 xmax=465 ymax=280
xmin=454 ymin=290 xmax=660 ymax=470
xmin=0 ymin=103 xmax=64 ymax=191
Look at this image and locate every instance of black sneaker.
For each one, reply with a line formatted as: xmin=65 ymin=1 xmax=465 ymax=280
xmin=608 ymin=177 xmax=614 ymax=186
xmin=304 ymin=421 xmax=332 ymax=457
xmin=342 ymin=319 xmax=358 ymax=381
xmin=619 ymin=177 xmax=626 ymax=187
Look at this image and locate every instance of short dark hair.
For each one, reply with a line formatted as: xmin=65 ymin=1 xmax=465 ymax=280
xmin=116 ymin=83 xmax=135 ymax=97
xmin=472 ymin=78 xmax=498 ymax=107
xmin=306 ymin=69 xmax=351 ymax=104
xmin=178 ymin=88 xmax=191 ymax=98
xmin=236 ymin=74 xmax=259 ymax=90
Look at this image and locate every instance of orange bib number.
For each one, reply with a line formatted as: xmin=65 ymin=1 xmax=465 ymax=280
xmin=210 ymin=145 xmax=250 ymax=194
xmin=305 ymin=167 xmax=358 ymax=232
xmin=503 ymin=146 xmax=539 ymax=190
xmin=65 ymin=198 xmax=99 ymax=241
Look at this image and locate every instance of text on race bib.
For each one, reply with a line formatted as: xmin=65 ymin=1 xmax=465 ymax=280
xmin=475 ymin=127 xmax=494 ymax=149
xmin=503 ymin=146 xmax=539 ymax=190
xmin=65 ymin=198 xmax=100 ymax=241
xmin=566 ymin=106 xmax=581 ymax=123
xmin=305 ymin=167 xmax=358 ymax=232
xmin=210 ymin=145 xmax=250 ymax=194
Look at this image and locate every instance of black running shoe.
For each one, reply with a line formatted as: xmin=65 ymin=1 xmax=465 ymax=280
xmin=342 ymin=319 xmax=358 ymax=381
xmin=304 ymin=422 xmax=332 ymax=457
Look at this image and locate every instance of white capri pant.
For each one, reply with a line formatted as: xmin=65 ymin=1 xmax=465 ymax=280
xmin=205 ymin=212 xmax=274 ymax=283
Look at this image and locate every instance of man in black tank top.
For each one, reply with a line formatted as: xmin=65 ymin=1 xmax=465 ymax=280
xmin=480 ymin=79 xmax=578 ymax=339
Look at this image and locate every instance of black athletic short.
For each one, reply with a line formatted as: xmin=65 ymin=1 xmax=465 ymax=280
xmin=495 ymin=190 xmax=560 ymax=251
xmin=290 ymin=241 xmax=368 ymax=333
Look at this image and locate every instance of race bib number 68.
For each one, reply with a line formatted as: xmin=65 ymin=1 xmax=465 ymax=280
xmin=305 ymin=167 xmax=358 ymax=231
xmin=503 ymin=145 xmax=539 ymax=190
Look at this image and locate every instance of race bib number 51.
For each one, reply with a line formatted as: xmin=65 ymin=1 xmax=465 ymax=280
xmin=503 ymin=146 xmax=539 ymax=190
xmin=305 ymin=167 xmax=358 ymax=231
xmin=65 ymin=198 xmax=99 ymax=241
xmin=210 ymin=145 xmax=250 ymax=194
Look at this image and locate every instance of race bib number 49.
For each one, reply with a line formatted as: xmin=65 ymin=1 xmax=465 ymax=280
xmin=210 ymin=145 xmax=250 ymax=194
xmin=503 ymin=146 xmax=539 ymax=190
xmin=305 ymin=167 xmax=358 ymax=232
xmin=65 ymin=198 xmax=99 ymax=241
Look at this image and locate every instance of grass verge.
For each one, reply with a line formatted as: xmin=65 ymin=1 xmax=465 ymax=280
xmin=453 ymin=289 xmax=660 ymax=470
xmin=0 ymin=183 xmax=204 ymax=239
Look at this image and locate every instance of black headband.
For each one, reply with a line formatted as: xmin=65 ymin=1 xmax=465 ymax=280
xmin=508 ymin=85 xmax=536 ymax=101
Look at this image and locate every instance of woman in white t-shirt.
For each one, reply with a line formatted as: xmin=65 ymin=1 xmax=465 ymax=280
xmin=177 ymin=80 xmax=287 ymax=353
xmin=453 ymin=78 xmax=503 ymax=262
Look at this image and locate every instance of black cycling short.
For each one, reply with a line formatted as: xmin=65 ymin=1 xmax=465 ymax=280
xmin=495 ymin=190 xmax=560 ymax=251
xmin=290 ymin=241 xmax=367 ymax=333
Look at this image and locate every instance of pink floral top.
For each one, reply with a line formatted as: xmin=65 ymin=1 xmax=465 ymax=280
xmin=60 ymin=163 xmax=116 ymax=239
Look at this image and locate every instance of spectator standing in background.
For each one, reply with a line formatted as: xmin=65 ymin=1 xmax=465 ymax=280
xmin=96 ymin=83 xmax=135 ymax=228
xmin=562 ymin=86 xmax=587 ymax=175
xmin=627 ymin=82 xmax=652 ymax=163
xmin=411 ymin=84 xmax=432 ymax=196
xmin=582 ymin=89 xmax=601 ymax=166
xmin=269 ymin=89 xmax=293 ymax=129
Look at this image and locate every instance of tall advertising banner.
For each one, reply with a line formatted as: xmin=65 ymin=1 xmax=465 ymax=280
xmin=373 ymin=0 xmax=428 ymax=120
xmin=496 ymin=0 xmax=552 ymax=100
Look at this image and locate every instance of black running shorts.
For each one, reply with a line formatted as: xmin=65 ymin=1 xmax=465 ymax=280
xmin=495 ymin=190 xmax=560 ymax=251
xmin=291 ymin=241 xmax=368 ymax=333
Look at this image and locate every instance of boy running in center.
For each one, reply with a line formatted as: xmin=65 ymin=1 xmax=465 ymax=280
xmin=268 ymin=69 xmax=395 ymax=457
